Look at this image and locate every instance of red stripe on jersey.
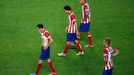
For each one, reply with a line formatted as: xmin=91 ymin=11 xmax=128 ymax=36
xmin=103 ymin=47 xmax=113 ymax=70
xmin=67 ymin=12 xmax=76 ymax=33
xmin=41 ymin=29 xmax=51 ymax=40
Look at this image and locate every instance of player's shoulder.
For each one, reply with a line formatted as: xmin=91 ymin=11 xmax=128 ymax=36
xmin=105 ymin=47 xmax=115 ymax=53
xmin=44 ymin=29 xmax=49 ymax=33
xmin=104 ymin=47 xmax=109 ymax=51
xmin=43 ymin=30 xmax=50 ymax=35
xmin=70 ymin=12 xmax=75 ymax=16
xmin=103 ymin=48 xmax=108 ymax=55
xmin=103 ymin=48 xmax=108 ymax=52
xmin=84 ymin=2 xmax=89 ymax=6
xmin=104 ymin=47 xmax=109 ymax=53
xmin=70 ymin=12 xmax=76 ymax=19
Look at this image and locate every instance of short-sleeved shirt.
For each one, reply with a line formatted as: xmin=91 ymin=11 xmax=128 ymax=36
xmin=40 ymin=29 xmax=51 ymax=40
xmin=103 ymin=47 xmax=114 ymax=70
xmin=81 ymin=2 xmax=90 ymax=23
xmin=67 ymin=12 xmax=77 ymax=33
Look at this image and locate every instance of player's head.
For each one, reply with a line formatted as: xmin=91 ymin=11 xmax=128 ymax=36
xmin=36 ymin=24 xmax=44 ymax=32
xmin=104 ymin=38 xmax=111 ymax=46
xmin=64 ymin=5 xmax=71 ymax=13
xmin=79 ymin=0 xmax=86 ymax=5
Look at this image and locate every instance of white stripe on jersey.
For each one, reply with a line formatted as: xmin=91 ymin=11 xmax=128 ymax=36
xmin=41 ymin=33 xmax=47 ymax=40
xmin=68 ymin=12 xmax=76 ymax=33
xmin=104 ymin=47 xmax=114 ymax=70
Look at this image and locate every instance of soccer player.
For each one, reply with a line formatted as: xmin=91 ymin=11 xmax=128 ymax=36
xmin=58 ymin=5 xmax=84 ymax=56
xmin=102 ymin=38 xmax=119 ymax=75
xmin=30 ymin=24 xmax=56 ymax=75
xmin=78 ymin=0 xmax=93 ymax=48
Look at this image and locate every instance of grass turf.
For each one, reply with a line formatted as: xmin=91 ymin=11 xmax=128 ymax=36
xmin=0 ymin=0 xmax=134 ymax=75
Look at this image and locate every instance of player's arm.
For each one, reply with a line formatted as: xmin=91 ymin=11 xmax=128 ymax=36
xmin=65 ymin=26 xmax=69 ymax=32
xmin=73 ymin=21 xmax=79 ymax=34
xmin=113 ymin=49 xmax=119 ymax=56
xmin=84 ymin=11 xmax=89 ymax=22
xmin=103 ymin=49 xmax=108 ymax=66
xmin=104 ymin=56 xmax=108 ymax=66
xmin=48 ymin=38 xmax=53 ymax=47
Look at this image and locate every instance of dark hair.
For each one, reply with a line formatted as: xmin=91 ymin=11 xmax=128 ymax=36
xmin=64 ymin=5 xmax=71 ymax=11
xmin=36 ymin=24 xmax=44 ymax=28
xmin=105 ymin=38 xmax=111 ymax=45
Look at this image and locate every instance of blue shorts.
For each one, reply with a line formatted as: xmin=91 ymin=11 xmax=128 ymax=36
xmin=39 ymin=47 xmax=50 ymax=60
xmin=66 ymin=33 xmax=77 ymax=42
xmin=79 ymin=23 xmax=90 ymax=32
xmin=102 ymin=68 xmax=113 ymax=75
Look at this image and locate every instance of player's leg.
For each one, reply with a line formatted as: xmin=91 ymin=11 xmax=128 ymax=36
xmin=35 ymin=46 xmax=48 ymax=75
xmin=30 ymin=47 xmax=45 ymax=75
xmin=35 ymin=60 xmax=43 ymax=75
xmin=30 ymin=60 xmax=43 ymax=75
xmin=58 ymin=42 xmax=70 ymax=56
xmin=85 ymin=32 xmax=93 ymax=48
xmin=47 ymin=59 xmax=57 ymax=75
xmin=74 ymin=40 xmax=84 ymax=55
xmin=58 ymin=33 xmax=72 ymax=56
xmin=70 ymin=42 xmax=75 ymax=46
xmin=78 ymin=22 xmax=85 ymax=39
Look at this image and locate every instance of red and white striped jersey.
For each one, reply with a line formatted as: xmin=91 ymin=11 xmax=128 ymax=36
xmin=103 ymin=47 xmax=114 ymax=70
xmin=40 ymin=29 xmax=51 ymax=40
xmin=81 ymin=2 xmax=90 ymax=23
xmin=67 ymin=12 xmax=76 ymax=33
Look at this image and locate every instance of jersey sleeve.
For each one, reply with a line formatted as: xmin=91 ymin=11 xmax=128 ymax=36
xmin=43 ymin=31 xmax=51 ymax=39
xmin=71 ymin=14 xmax=76 ymax=24
xmin=84 ymin=5 xmax=89 ymax=12
xmin=103 ymin=49 xmax=108 ymax=56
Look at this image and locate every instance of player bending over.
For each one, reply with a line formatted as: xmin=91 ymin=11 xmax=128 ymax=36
xmin=30 ymin=24 xmax=57 ymax=75
xmin=58 ymin=5 xmax=84 ymax=57
xmin=102 ymin=38 xmax=119 ymax=75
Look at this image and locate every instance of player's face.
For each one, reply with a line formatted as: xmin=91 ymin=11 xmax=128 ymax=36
xmin=80 ymin=0 xmax=84 ymax=4
xmin=103 ymin=40 xmax=108 ymax=46
xmin=38 ymin=28 xmax=43 ymax=32
xmin=104 ymin=40 xmax=110 ymax=47
xmin=64 ymin=10 xmax=68 ymax=14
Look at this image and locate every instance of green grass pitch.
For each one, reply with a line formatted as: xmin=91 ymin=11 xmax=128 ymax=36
xmin=0 ymin=0 xmax=134 ymax=75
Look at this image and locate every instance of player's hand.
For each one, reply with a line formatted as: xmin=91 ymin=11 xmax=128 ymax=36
xmin=76 ymin=31 xmax=80 ymax=36
xmin=113 ymin=49 xmax=119 ymax=56
xmin=43 ymin=46 xmax=48 ymax=49
xmin=81 ymin=18 xmax=84 ymax=23
xmin=65 ymin=28 xmax=68 ymax=32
